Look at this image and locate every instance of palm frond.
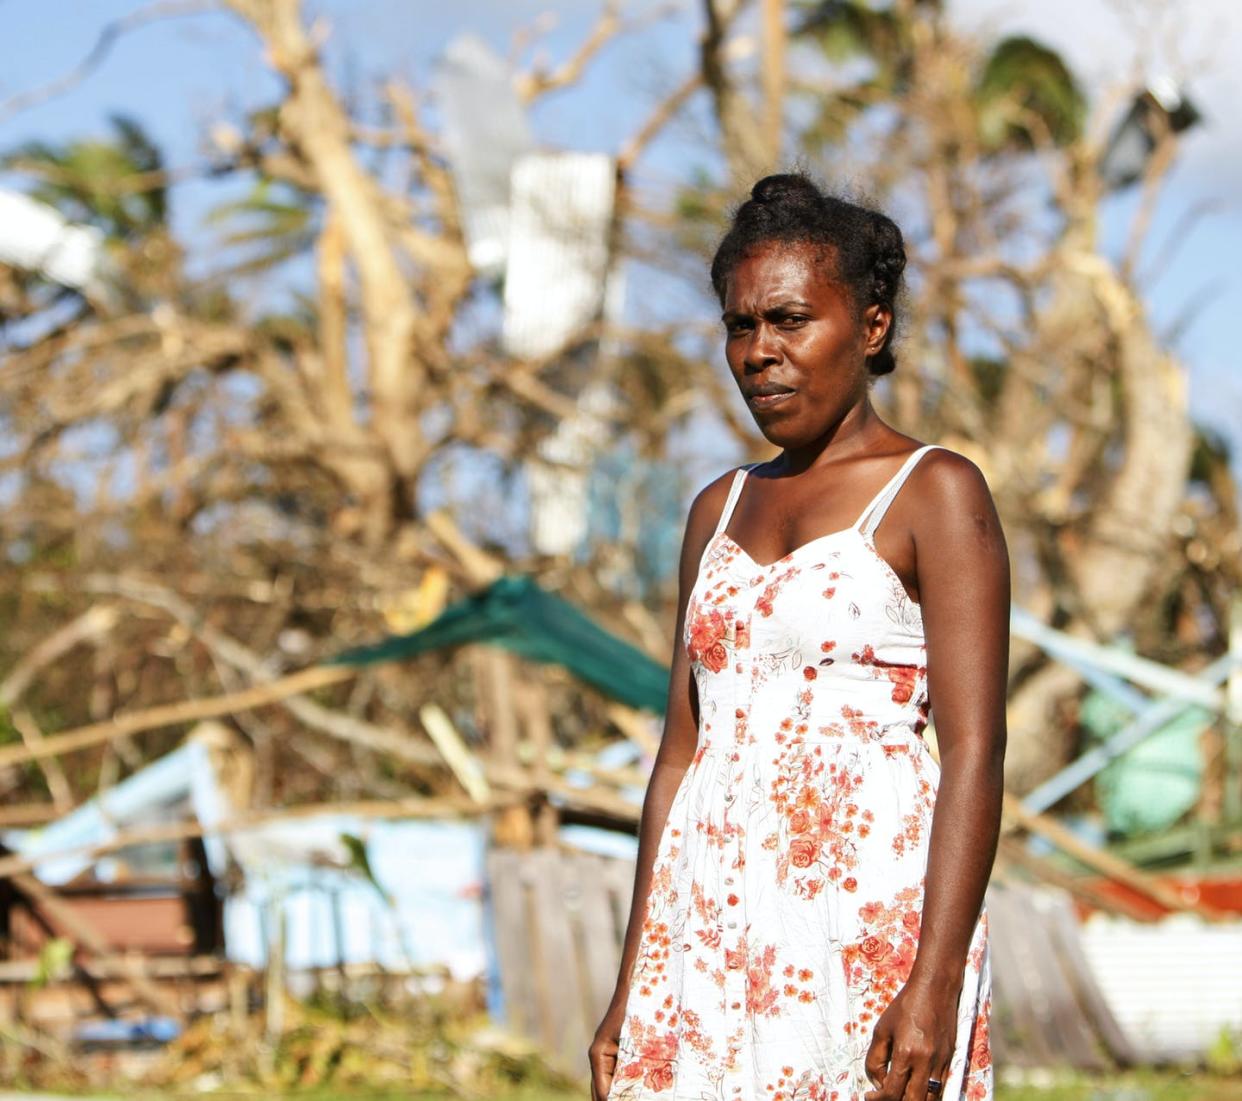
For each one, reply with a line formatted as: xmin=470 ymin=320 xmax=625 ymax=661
xmin=975 ymin=35 xmax=1085 ymax=152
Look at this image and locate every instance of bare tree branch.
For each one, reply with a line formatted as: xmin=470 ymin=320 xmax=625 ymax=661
xmin=701 ymin=0 xmax=770 ymax=189
xmin=0 ymin=0 xmax=216 ymax=125
xmin=515 ymin=1 xmax=622 ymax=103
xmin=618 ymin=71 xmax=703 ymax=171
xmin=0 ymin=605 xmax=120 ymax=708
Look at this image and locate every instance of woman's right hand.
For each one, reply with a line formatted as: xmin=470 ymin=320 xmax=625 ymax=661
xmin=588 ymin=996 xmax=628 ymax=1101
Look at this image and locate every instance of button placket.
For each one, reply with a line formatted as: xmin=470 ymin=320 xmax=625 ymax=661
xmin=717 ymin=584 xmax=753 ymax=1014
xmin=724 ymin=607 xmax=754 ymax=1007
xmin=725 ymin=827 xmax=740 ymax=931
xmin=723 ymin=808 xmax=745 ymax=1018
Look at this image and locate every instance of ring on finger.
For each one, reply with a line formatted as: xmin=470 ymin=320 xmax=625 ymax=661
xmin=926 ymin=1078 xmax=943 ymax=1095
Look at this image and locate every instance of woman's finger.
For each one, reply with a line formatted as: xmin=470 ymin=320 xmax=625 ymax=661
xmin=591 ymin=1060 xmax=613 ymax=1100
xmin=925 ymin=1057 xmax=953 ymax=1101
xmin=903 ymin=1054 xmax=952 ymax=1101
xmin=864 ymin=1021 xmax=893 ymax=1088
xmin=865 ymin=1058 xmax=911 ymax=1101
xmin=899 ymin=1054 xmax=936 ymax=1101
xmin=588 ymin=1039 xmax=617 ymax=1101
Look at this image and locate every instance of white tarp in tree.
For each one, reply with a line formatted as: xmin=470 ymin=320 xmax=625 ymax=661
xmin=0 ymin=188 xmax=113 ymax=300
xmin=501 ymin=151 xmax=616 ymax=360
xmin=433 ymin=34 xmax=535 ymax=277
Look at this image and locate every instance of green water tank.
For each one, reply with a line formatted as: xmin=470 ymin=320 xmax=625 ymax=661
xmin=1080 ymin=689 xmax=1209 ymax=838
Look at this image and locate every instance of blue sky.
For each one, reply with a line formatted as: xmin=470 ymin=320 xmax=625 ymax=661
xmin=1 ymin=0 xmax=1237 ymax=466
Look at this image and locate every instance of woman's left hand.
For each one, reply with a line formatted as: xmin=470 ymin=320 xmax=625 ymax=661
xmin=862 ymin=977 xmax=959 ymax=1101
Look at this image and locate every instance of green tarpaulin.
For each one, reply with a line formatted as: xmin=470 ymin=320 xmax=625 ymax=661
xmin=327 ymin=574 xmax=669 ymax=713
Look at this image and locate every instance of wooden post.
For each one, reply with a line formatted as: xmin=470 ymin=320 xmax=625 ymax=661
xmin=515 ymin=676 xmax=560 ymax=846
xmin=228 ymin=964 xmax=248 ymax=1037
xmin=330 ymin=889 xmax=348 ymax=998
xmin=475 ymin=647 xmax=534 ymax=849
xmin=264 ymin=893 xmax=286 ymax=1052
xmin=1225 ymin=596 xmax=1242 ymax=826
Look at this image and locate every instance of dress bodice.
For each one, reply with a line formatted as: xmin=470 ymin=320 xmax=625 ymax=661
xmin=683 ymin=446 xmax=941 ymax=756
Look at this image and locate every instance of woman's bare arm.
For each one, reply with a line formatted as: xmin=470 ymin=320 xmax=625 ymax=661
xmin=865 ymin=451 xmax=1010 ymax=1101
xmin=588 ymin=470 xmax=734 ymax=1101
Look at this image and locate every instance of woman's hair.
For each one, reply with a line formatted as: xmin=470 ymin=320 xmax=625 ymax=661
xmin=709 ymin=172 xmax=907 ymax=376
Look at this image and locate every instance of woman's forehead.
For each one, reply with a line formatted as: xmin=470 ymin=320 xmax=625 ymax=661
xmin=723 ymin=240 xmax=846 ymax=307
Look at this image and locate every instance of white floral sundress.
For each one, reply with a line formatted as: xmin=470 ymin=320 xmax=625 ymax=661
xmin=607 ymin=445 xmax=992 ymax=1101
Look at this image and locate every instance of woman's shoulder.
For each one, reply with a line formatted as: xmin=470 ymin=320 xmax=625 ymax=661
xmin=915 ymin=443 xmax=990 ymax=492
xmin=907 ymin=443 xmax=1001 ymax=531
xmin=862 ymin=435 xmax=987 ymax=498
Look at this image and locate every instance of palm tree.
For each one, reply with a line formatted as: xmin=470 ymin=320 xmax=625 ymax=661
xmin=795 ymin=2 xmax=1085 ymax=153
xmin=3 ymin=114 xmax=167 ymax=242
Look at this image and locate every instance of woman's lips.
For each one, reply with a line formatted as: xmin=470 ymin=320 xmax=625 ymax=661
xmin=748 ymin=390 xmax=796 ymax=410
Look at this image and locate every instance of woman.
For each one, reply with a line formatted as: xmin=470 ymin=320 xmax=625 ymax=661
xmin=589 ymin=172 xmax=1008 ymax=1101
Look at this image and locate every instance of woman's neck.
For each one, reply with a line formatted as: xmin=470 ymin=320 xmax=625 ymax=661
xmin=773 ymin=397 xmax=886 ymax=476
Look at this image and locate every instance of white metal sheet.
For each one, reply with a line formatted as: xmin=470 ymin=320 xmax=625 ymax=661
xmin=1079 ymin=912 xmax=1242 ymax=1059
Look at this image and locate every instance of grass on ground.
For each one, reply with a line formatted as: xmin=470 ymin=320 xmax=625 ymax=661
xmin=81 ymin=1068 xmax=1238 ymax=1101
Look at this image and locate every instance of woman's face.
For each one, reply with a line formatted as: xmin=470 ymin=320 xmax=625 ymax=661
xmin=720 ymin=239 xmax=890 ymax=449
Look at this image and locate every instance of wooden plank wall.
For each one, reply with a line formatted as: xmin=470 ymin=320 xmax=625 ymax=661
xmin=964 ymin=881 xmax=1135 ymax=1070
xmin=485 ymin=844 xmax=1139 ymax=1077
xmin=484 ymin=844 xmax=634 ymax=1076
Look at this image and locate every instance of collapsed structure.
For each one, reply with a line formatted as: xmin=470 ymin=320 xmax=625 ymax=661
xmin=2 ymin=576 xmax=1240 ymax=1078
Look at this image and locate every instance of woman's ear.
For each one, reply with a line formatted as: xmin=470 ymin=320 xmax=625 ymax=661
xmin=863 ymin=304 xmax=892 ymax=357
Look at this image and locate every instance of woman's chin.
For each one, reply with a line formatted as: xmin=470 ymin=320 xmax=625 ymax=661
xmin=751 ymin=418 xmax=805 ymax=448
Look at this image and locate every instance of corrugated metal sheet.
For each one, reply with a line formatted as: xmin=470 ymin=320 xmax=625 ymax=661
xmin=1079 ymin=913 xmax=1242 ymax=1059
xmin=221 ymin=816 xmax=489 ymax=983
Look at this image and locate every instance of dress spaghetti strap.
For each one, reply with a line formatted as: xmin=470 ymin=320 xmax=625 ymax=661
xmin=694 ymin=463 xmax=760 ymax=575
xmin=854 ymin=444 xmax=944 ymax=538
xmin=713 ymin=463 xmax=760 ymax=537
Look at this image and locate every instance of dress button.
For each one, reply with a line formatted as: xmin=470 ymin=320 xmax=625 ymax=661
xmin=726 ymin=920 xmax=737 ymax=929
xmin=724 ymin=876 xmax=734 ymax=885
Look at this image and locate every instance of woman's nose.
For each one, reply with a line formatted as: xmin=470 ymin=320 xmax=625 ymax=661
xmin=744 ymin=323 xmax=779 ymax=370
